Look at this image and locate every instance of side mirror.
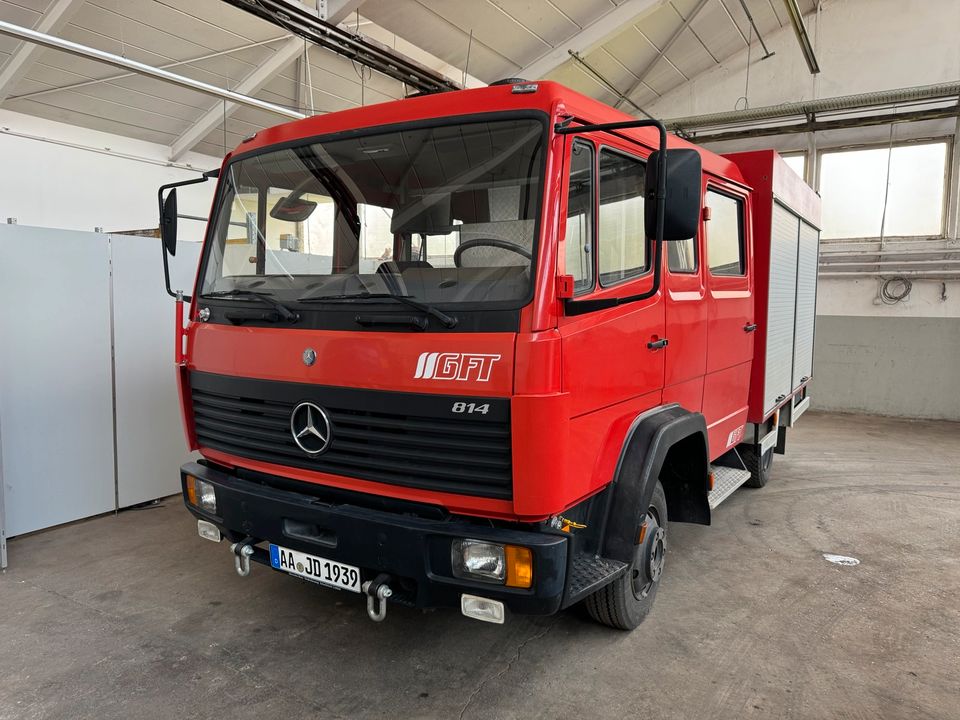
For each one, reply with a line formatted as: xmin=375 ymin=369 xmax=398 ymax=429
xmin=161 ymin=188 xmax=178 ymax=257
xmin=644 ymin=148 xmax=702 ymax=242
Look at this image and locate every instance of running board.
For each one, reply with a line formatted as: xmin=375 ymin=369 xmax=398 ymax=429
xmin=708 ymin=465 xmax=752 ymax=509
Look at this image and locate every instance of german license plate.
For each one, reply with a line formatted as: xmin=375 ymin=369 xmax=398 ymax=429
xmin=269 ymin=544 xmax=361 ymax=593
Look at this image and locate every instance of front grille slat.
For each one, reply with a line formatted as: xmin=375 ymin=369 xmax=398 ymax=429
xmin=189 ymin=373 xmax=513 ymax=499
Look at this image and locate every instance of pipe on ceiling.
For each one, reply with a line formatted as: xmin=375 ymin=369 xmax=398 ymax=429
xmin=0 ymin=18 xmax=306 ymax=121
xmin=666 ymin=81 xmax=960 ymax=131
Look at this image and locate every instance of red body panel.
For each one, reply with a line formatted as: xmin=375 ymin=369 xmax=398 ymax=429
xmin=179 ymin=83 xmax=814 ymax=523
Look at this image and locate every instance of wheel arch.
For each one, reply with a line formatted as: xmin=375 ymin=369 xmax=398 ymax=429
xmin=599 ymin=404 xmax=711 ymax=564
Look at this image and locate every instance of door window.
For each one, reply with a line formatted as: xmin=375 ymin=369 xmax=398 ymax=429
xmin=564 ymin=140 xmax=595 ymax=294
xmin=706 ymin=190 xmax=745 ymax=276
xmin=598 ymin=149 xmax=647 ymax=286
xmin=667 ymin=236 xmax=697 ymax=273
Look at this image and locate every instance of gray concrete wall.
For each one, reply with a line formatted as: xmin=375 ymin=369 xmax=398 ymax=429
xmin=811 ymin=316 xmax=960 ymax=420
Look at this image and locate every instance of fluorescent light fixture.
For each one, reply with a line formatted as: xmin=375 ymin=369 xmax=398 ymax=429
xmin=784 ymin=0 xmax=821 ymax=74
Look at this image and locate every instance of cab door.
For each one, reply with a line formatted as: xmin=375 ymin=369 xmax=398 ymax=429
xmin=662 ymin=200 xmax=707 ymax=413
xmin=701 ymin=183 xmax=754 ymax=458
xmin=557 ymin=136 xmax=665 ymax=496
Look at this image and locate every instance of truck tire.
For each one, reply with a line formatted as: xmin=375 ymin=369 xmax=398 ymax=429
xmin=741 ymin=445 xmax=774 ymax=488
xmin=585 ymin=481 xmax=667 ymax=630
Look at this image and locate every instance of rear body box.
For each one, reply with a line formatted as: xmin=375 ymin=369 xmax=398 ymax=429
xmin=725 ymin=150 xmax=822 ymax=423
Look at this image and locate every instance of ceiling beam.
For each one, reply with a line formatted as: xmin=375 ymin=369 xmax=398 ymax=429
xmin=0 ymin=0 xmax=85 ymax=103
xmin=169 ymin=36 xmax=304 ymax=161
xmin=325 ymin=0 xmax=367 ymax=25
xmin=518 ymin=0 xmax=668 ymax=80
xmin=614 ymin=0 xmax=711 ymax=110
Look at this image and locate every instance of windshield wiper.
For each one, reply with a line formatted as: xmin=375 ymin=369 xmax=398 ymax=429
xmin=201 ymin=290 xmax=299 ymax=322
xmin=297 ymin=291 xmax=458 ymax=328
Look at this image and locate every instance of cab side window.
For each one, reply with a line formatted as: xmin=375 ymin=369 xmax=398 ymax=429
xmin=667 ymin=235 xmax=697 ymax=273
xmin=598 ymin=149 xmax=647 ymax=286
xmin=706 ymin=190 xmax=746 ymax=276
xmin=564 ymin=141 xmax=595 ymax=294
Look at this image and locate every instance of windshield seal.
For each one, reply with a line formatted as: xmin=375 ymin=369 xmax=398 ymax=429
xmin=196 ymin=110 xmax=550 ymax=315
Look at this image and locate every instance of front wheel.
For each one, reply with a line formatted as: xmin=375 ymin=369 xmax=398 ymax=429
xmin=585 ymin=481 xmax=668 ymax=630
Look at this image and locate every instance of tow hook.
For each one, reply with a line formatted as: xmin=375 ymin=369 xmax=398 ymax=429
xmin=361 ymin=573 xmax=393 ymax=622
xmin=230 ymin=540 xmax=255 ymax=577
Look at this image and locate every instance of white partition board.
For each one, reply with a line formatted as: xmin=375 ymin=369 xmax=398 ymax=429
xmin=112 ymin=235 xmax=201 ymax=507
xmin=0 ymin=225 xmax=116 ymax=536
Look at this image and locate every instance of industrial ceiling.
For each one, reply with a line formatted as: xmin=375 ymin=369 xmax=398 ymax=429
xmin=0 ymin=0 xmax=817 ymax=159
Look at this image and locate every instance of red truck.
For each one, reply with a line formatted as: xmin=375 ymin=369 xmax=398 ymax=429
xmin=159 ymin=79 xmax=820 ymax=629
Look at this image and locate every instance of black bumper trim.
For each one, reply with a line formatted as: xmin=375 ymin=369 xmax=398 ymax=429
xmin=181 ymin=462 xmax=568 ymax=615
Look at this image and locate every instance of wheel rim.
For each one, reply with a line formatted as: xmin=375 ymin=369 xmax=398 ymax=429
xmin=761 ymin=448 xmax=773 ymax=473
xmin=632 ymin=507 xmax=666 ymax=599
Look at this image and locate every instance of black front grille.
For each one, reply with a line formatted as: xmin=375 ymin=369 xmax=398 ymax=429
xmin=189 ymin=372 xmax=512 ymax=499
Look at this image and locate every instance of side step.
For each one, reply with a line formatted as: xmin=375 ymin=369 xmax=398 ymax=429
xmin=564 ymin=553 xmax=628 ymax=606
xmin=707 ymin=465 xmax=752 ymax=509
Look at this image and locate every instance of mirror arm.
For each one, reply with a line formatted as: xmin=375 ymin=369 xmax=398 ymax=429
xmin=555 ymin=119 xmax=668 ymax=315
xmin=158 ymin=170 xmax=218 ymax=300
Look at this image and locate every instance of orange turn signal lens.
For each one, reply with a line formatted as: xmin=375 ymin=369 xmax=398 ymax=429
xmin=505 ymin=545 xmax=533 ymax=589
xmin=185 ymin=474 xmax=198 ymax=506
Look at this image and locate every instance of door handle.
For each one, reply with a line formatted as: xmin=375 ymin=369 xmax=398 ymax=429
xmin=743 ymin=323 xmax=758 ymax=333
xmin=647 ymin=338 xmax=669 ymax=350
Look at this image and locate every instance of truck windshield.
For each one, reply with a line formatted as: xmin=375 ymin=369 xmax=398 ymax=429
xmin=199 ymin=117 xmax=546 ymax=308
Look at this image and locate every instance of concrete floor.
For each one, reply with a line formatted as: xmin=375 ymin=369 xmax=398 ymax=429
xmin=2 ymin=411 xmax=959 ymax=720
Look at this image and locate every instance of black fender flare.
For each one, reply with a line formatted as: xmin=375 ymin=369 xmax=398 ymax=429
xmin=600 ymin=404 xmax=710 ymax=564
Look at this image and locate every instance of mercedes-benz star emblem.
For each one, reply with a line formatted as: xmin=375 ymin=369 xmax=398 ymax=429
xmin=290 ymin=402 xmax=332 ymax=455
xmin=302 ymin=348 xmax=317 ymax=366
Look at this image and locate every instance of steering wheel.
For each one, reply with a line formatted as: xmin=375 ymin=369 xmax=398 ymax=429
xmin=453 ymin=238 xmax=532 ymax=268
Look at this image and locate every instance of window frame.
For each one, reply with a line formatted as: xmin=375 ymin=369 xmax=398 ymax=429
xmin=704 ymin=186 xmax=747 ymax=278
xmin=596 ymin=144 xmax=652 ymax=289
xmin=563 ymin=137 xmax=598 ymax=297
xmin=814 ymin=136 xmax=952 ymax=241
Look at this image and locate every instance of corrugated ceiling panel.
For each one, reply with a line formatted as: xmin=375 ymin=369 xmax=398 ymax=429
xmin=84 ymin=0 xmax=259 ymax=53
xmin=358 ymin=0 xmax=518 ymax=81
xmin=549 ymin=62 xmax=620 ymax=107
xmin=415 ymin=0 xmax=550 ymax=68
xmin=691 ymin=1 xmax=747 ymax=59
xmin=663 ymin=27 xmax=716 ymax=78
xmin=486 ymin=0 xmax=582 ymax=47
xmin=21 ymin=66 xmax=206 ymax=121
xmin=540 ymin=0 xmax=620 ymax=28
xmin=633 ymin=2 xmax=685 ymax=50
xmin=5 ymin=95 xmax=184 ymax=145
xmin=144 ymin=0 xmax=283 ymax=43
xmin=0 ymin=0 xmax=43 ymax=25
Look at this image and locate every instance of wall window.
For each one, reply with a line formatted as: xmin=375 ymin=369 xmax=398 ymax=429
xmin=564 ymin=141 xmax=594 ymax=293
xmin=781 ymin=152 xmax=807 ymax=180
xmin=706 ymin=190 xmax=745 ymax=276
xmin=819 ymin=141 xmax=948 ymax=240
xmin=598 ymin=149 xmax=647 ymax=286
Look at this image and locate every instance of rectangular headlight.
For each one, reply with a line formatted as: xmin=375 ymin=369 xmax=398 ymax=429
xmin=197 ymin=479 xmax=217 ymax=513
xmin=452 ymin=540 xmax=505 ymax=583
xmin=186 ymin=475 xmax=217 ymax=514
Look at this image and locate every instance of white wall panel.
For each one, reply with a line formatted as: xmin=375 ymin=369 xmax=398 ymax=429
xmin=0 ymin=225 xmax=116 ymax=536
xmin=112 ymin=236 xmax=201 ymax=508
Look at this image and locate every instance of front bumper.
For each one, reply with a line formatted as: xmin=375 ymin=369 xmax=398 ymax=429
xmin=180 ymin=462 xmax=569 ymax=616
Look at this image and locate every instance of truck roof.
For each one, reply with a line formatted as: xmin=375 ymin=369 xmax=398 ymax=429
xmin=229 ymin=80 xmax=748 ymax=188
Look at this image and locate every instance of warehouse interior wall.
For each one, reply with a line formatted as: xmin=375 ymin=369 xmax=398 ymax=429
xmin=647 ymin=0 xmax=960 ymax=420
xmin=0 ymin=108 xmax=219 ymax=241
